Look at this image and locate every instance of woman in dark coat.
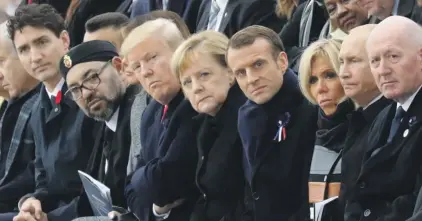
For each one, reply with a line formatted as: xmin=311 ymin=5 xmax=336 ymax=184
xmin=298 ymin=39 xmax=354 ymax=220
xmin=171 ymin=30 xmax=246 ymax=221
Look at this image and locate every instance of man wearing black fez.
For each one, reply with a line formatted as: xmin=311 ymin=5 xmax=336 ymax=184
xmin=59 ymin=40 xmax=138 ymax=219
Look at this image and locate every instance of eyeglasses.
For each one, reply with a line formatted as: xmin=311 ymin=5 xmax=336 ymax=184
xmin=65 ymin=61 xmax=110 ymax=101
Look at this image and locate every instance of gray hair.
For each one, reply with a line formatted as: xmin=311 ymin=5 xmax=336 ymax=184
xmin=0 ymin=21 xmax=16 ymax=56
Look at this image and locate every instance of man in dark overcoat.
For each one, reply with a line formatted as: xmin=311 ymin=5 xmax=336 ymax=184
xmin=7 ymin=4 xmax=100 ymax=221
xmin=344 ymin=15 xmax=422 ymax=221
xmin=226 ymin=25 xmax=318 ymax=221
xmin=0 ymin=21 xmax=40 ymax=216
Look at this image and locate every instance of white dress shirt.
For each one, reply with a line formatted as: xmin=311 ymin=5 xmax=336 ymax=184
xmin=46 ymin=78 xmax=65 ymax=99
xmin=397 ymin=85 xmax=422 ymax=111
xmin=207 ymin=0 xmax=229 ymax=31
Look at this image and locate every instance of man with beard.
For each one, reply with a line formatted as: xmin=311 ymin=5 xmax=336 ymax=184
xmin=59 ymin=40 xmax=136 ymax=219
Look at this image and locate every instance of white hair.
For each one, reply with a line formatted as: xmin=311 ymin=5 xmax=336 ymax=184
xmin=120 ymin=18 xmax=184 ymax=57
xmin=0 ymin=21 xmax=16 ymax=56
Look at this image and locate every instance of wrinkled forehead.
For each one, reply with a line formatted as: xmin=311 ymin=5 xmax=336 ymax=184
xmin=66 ymin=61 xmax=105 ymax=84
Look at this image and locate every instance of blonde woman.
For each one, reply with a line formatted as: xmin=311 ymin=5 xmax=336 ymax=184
xmin=298 ymin=39 xmax=354 ymax=220
xmin=171 ymin=30 xmax=245 ymax=221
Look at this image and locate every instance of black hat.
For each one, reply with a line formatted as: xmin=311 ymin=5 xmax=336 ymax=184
xmin=60 ymin=40 xmax=118 ymax=77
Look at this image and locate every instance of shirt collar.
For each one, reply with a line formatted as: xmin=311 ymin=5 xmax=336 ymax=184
xmin=105 ymin=107 xmax=120 ymax=132
xmin=45 ymin=78 xmax=65 ymax=99
xmin=397 ymin=85 xmax=422 ymax=111
xmin=363 ymin=94 xmax=383 ymax=110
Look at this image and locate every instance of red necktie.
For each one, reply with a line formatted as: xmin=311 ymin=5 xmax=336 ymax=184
xmin=55 ymin=90 xmax=62 ymax=104
xmin=28 ymin=0 xmax=33 ymax=4
xmin=161 ymin=105 xmax=168 ymax=121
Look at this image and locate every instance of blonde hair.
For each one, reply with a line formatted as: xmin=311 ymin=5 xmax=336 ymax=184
xmin=276 ymin=0 xmax=298 ymax=19
xmin=298 ymin=39 xmax=341 ymax=104
xmin=120 ymin=18 xmax=185 ymax=57
xmin=171 ymin=30 xmax=229 ymax=80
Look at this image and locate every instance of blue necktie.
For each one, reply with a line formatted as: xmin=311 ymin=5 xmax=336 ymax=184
xmin=387 ymin=106 xmax=405 ymax=143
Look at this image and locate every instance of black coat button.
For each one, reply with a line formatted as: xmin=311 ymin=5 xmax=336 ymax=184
xmin=252 ymin=192 xmax=260 ymax=200
xmin=359 ymin=182 xmax=366 ymax=189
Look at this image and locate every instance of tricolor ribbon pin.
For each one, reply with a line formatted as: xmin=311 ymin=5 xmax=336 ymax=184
xmin=274 ymin=120 xmax=286 ymax=142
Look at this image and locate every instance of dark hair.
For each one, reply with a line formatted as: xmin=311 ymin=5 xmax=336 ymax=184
xmin=228 ymin=25 xmax=285 ymax=59
xmin=7 ymin=4 xmax=65 ymax=41
xmin=122 ymin=10 xmax=190 ymax=39
xmin=85 ymin=12 xmax=129 ymax=33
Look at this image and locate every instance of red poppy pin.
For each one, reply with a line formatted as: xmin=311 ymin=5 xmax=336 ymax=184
xmin=55 ymin=90 xmax=62 ymax=104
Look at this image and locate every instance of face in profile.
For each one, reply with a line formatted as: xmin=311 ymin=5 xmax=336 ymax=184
xmin=180 ymin=53 xmax=234 ymax=116
xmin=65 ymin=60 xmax=125 ymax=121
xmin=309 ymin=55 xmax=345 ymax=116
xmin=126 ymin=37 xmax=181 ymax=104
xmin=227 ymin=38 xmax=288 ymax=104
xmin=367 ymin=32 xmax=422 ymax=101
xmin=13 ymin=26 xmax=69 ymax=83
xmin=0 ymin=46 xmax=35 ymax=99
xmin=339 ymin=35 xmax=378 ymax=103
xmin=120 ymin=57 xmax=139 ymax=85
xmin=324 ymin=0 xmax=368 ymax=33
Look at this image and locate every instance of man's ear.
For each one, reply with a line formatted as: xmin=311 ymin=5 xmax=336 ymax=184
xmin=60 ymin=30 xmax=70 ymax=52
xmin=111 ymin=56 xmax=123 ymax=72
xmin=277 ymin=51 xmax=289 ymax=74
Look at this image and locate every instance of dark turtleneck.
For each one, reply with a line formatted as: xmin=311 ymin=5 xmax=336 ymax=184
xmin=315 ymin=99 xmax=355 ymax=153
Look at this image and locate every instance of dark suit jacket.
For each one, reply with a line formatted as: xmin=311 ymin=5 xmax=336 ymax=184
xmin=195 ymin=0 xmax=287 ymax=37
xmin=345 ymin=89 xmax=422 ymax=221
xmin=45 ymin=86 xmax=137 ymax=220
xmin=67 ymin=0 xmax=125 ymax=47
xmin=126 ymin=92 xmax=200 ymax=221
xmin=0 ymin=86 xmax=40 ymax=212
xmin=82 ymin=85 xmax=137 ymax=212
xmin=25 ymin=84 xmax=100 ymax=219
xmin=130 ymin=0 xmax=200 ymax=33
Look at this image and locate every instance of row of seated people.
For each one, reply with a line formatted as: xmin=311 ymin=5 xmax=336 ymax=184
xmin=1 ymin=2 xmax=422 ymax=221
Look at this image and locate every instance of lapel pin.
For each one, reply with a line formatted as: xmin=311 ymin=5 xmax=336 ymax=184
xmin=273 ymin=112 xmax=291 ymax=142
xmin=409 ymin=116 xmax=417 ymax=127
xmin=403 ymin=129 xmax=409 ymax=138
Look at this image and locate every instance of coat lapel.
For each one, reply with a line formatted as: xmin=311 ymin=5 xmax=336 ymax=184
xmin=362 ymin=89 xmax=422 ymax=173
xmin=218 ymin=1 xmax=235 ymax=33
xmin=197 ymin=0 xmax=211 ymax=31
xmin=0 ymin=87 xmax=40 ymax=184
